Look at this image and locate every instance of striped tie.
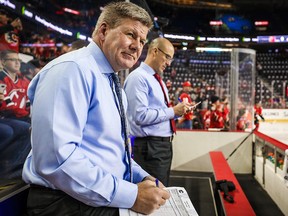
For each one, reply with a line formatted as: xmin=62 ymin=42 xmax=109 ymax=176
xmin=108 ymin=73 xmax=133 ymax=182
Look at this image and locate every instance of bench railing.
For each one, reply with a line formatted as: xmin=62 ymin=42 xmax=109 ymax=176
xmin=209 ymin=151 xmax=256 ymax=216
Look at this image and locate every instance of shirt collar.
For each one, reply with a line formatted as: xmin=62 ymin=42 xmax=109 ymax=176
xmin=140 ymin=62 xmax=156 ymax=76
xmin=87 ymin=41 xmax=115 ymax=75
xmin=2 ymin=69 xmax=18 ymax=83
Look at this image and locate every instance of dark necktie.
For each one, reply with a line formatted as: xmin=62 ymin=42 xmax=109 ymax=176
xmin=108 ymin=73 xmax=132 ymax=182
xmin=153 ymin=73 xmax=176 ymax=133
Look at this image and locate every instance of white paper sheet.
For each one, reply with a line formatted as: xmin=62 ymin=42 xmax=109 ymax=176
xmin=119 ymin=187 xmax=199 ymax=216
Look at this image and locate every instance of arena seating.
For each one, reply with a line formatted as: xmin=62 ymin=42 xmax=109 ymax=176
xmin=163 ymin=50 xmax=288 ymax=109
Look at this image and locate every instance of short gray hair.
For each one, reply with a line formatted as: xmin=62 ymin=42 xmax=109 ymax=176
xmin=92 ymin=2 xmax=153 ymax=37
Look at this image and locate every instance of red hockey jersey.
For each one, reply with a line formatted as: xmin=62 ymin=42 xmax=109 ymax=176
xmin=0 ymin=23 xmax=20 ymax=52
xmin=0 ymin=70 xmax=30 ymax=118
xmin=179 ymin=92 xmax=193 ymax=120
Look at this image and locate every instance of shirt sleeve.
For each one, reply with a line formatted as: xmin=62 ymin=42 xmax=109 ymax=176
xmin=125 ymin=74 xmax=174 ymax=126
xmin=131 ymin=159 xmax=150 ymax=183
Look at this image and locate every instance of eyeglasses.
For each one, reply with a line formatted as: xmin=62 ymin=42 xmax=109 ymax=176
xmin=4 ymin=58 xmax=22 ymax=63
xmin=157 ymin=48 xmax=174 ymax=63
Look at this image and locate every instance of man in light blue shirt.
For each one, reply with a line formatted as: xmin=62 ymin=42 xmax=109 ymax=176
xmin=22 ymin=2 xmax=170 ymax=215
xmin=124 ymin=38 xmax=189 ymax=186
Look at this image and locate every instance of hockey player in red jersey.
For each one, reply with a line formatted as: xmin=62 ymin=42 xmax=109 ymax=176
xmin=254 ymin=101 xmax=265 ymax=130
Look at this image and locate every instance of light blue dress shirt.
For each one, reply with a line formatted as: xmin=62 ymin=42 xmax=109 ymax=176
xmin=124 ymin=62 xmax=174 ymax=137
xmin=22 ymin=42 xmax=149 ymax=208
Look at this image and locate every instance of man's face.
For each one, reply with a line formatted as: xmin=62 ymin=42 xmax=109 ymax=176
xmin=101 ymin=18 xmax=149 ymax=72
xmin=153 ymin=46 xmax=174 ymax=75
xmin=183 ymin=86 xmax=191 ymax=93
xmin=2 ymin=53 xmax=21 ymax=73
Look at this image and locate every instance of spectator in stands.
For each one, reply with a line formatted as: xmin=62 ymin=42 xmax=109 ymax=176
xmin=209 ymin=95 xmax=225 ymax=129
xmin=0 ymin=50 xmax=30 ymax=122
xmin=174 ymin=86 xmax=182 ymax=104
xmin=0 ymin=79 xmax=30 ymax=180
xmin=254 ymin=100 xmax=265 ymax=130
xmin=166 ymin=79 xmax=172 ymax=92
xmin=256 ymin=61 xmax=263 ymax=76
xmin=124 ymin=37 xmax=189 ymax=186
xmin=236 ymin=108 xmax=250 ymax=131
xmin=68 ymin=39 xmax=89 ymax=52
xmin=221 ymin=96 xmax=230 ymax=129
xmin=195 ymin=91 xmax=205 ymax=109
xmin=0 ymin=50 xmax=31 ymax=179
xmin=58 ymin=43 xmax=69 ymax=55
xmin=22 ymin=2 xmax=170 ymax=216
xmin=0 ymin=9 xmax=23 ymax=52
xmin=178 ymin=81 xmax=194 ymax=129
xmin=190 ymin=86 xmax=198 ymax=102
xmin=28 ymin=59 xmax=42 ymax=75
xmin=166 ymin=79 xmax=175 ymax=106
xmin=170 ymin=67 xmax=177 ymax=80
xmin=203 ymin=107 xmax=211 ymax=129
xmin=21 ymin=59 xmax=42 ymax=80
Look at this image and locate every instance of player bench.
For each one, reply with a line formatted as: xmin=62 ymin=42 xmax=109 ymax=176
xmin=209 ymin=151 xmax=256 ymax=216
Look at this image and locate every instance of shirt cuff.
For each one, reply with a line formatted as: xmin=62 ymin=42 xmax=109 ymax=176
xmin=133 ymin=167 xmax=150 ymax=183
xmin=167 ymin=107 xmax=175 ymax=119
xmin=109 ymin=179 xmax=138 ymax=208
